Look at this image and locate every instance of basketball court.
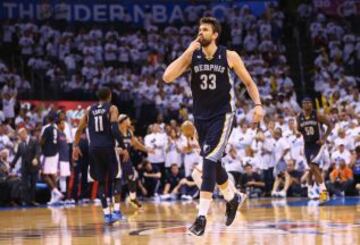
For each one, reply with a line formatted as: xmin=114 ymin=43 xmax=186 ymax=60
xmin=1 ymin=197 xmax=359 ymax=244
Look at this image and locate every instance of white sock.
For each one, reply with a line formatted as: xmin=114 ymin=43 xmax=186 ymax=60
xmin=103 ymin=207 xmax=110 ymax=215
xmin=220 ymin=183 xmax=235 ymax=202
xmin=319 ymin=183 xmax=327 ymax=192
xmin=198 ymin=198 xmax=211 ymax=217
xmin=59 ymin=177 xmax=67 ymax=193
xmin=129 ymin=192 xmax=136 ymax=200
xmin=114 ymin=203 xmax=120 ymax=212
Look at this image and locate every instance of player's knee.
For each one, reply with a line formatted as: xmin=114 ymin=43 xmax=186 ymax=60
xmin=201 ymin=159 xmax=216 ymax=192
xmin=215 ymin=161 xmax=228 ymax=185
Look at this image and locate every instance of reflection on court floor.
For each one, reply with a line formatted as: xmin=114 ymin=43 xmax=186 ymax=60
xmin=0 ymin=197 xmax=359 ymax=245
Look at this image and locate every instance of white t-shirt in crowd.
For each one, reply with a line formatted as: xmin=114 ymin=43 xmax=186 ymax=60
xmin=2 ymin=97 xmax=16 ymax=119
xmin=222 ymin=153 xmax=243 ymax=173
xmin=331 ymin=149 xmax=352 ymax=165
xmin=144 ymin=132 xmax=167 ymax=163
xmin=165 ymin=137 xmax=182 ymax=168
xmin=273 ymin=137 xmax=290 ymax=165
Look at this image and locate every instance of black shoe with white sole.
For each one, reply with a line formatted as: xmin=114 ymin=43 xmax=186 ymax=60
xmin=188 ymin=215 xmax=207 ymax=236
xmin=225 ymin=194 xmax=240 ymax=226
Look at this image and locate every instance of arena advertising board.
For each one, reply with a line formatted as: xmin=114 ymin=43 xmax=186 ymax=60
xmin=0 ymin=0 xmax=277 ymax=23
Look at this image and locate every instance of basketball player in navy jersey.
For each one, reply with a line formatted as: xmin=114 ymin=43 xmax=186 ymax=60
xmin=41 ymin=113 xmax=63 ymax=205
xmin=72 ymin=88 xmax=127 ymax=224
xmin=297 ymin=97 xmax=333 ymax=203
xmin=117 ymin=114 xmax=154 ymax=208
xmin=163 ymin=17 xmax=264 ymax=236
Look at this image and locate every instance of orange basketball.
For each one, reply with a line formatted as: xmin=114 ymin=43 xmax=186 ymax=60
xmin=181 ymin=120 xmax=195 ymax=138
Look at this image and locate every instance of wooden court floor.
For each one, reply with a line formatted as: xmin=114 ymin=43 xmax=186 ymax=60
xmin=0 ymin=197 xmax=359 ymax=245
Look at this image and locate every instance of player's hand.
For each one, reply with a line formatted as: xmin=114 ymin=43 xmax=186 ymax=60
xmin=252 ymin=105 xmax=265 ymax=123
xmin=186 ymin=36 xmax=201 ymax=53
xmin=121 ymin=149 xmax=130 ymax=162
xmin=72 ymin=145 xmax=82 ymax=161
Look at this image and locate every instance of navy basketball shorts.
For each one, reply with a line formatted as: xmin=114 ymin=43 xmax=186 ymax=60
xmin=194 ymin=112 xmax=234 ymax=162
xmin=89 ymin=147 xmax=119 ymax=182
xmin=304 ymin=143 xmax=325 ymax=166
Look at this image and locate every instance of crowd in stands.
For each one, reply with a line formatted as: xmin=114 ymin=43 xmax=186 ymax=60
xmin=0 ymin=2 xmax=359 ymax=206
xmin=0 ymin=93 xmax=359 ymax=206
xmin=1 ymin=3 xmax=292 ymax=122
xmin=297 ymin=2 xmax=360 ymax=112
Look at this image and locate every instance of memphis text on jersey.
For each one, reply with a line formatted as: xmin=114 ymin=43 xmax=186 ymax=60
xmin=193 ymin=64 xmax=226 ymax=74
xmin=299 ymin=119 xmax=318 ymax=128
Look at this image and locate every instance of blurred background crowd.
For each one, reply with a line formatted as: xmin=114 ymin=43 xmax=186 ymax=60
xmin=0 ymin=1 xmax=359 ymax=206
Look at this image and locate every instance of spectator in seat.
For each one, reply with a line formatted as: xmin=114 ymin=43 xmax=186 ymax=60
xmin=161 ymin=164 xmax=197 ymax=200
xmin=241 ymin=163 xmax=265 ymax=198
xmin=138 ymin=160 xmax=161 ymax=198
xmin=274 ymin=160 xmax=303 ymax=198
xmin=11 ymin=128 xmax=41 ymax=206
xmin=327 ymin=159 xmax=353 ymax=197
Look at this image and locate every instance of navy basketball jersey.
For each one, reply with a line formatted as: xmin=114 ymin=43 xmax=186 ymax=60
xmin=121 ymin=129 xmax=132 ymax=151
xmin=190 ymin=46 xmax=235 ymax=119
xmin=58 ymin=131 xmax=69 ymax=162
xmin=88 ymin=103 xmax=114 ymax=148
xmin=297 ymin=110 xmax=321 ymax=144
xmin=41 ymin=124 xmax=59 ymax=157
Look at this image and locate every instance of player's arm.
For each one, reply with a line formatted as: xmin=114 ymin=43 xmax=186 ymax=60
xmin=162 ymin=37 xmax=200 ymax=83
xmin=227 ymin=50 xmax=264 ymax=122
xmin=317 ymin=112 xmax=334 ymax=144
xmin=72 ymin=110 xmax=88 ymax=160
xmin=130 ymin=132 xmax=152 ymax=153
xmin=109 ymin=105 xmax=125 ymax=148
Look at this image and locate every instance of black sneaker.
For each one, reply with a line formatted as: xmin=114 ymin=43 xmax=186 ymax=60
xmin=188 ymin=215 xmax=206 ymax=236
xmin=225 ymin=194 xmax=240 ymax=226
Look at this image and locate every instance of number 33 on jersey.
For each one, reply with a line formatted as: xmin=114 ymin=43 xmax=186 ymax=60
xmin=190 ymin=46 xmax=235 ymax=119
